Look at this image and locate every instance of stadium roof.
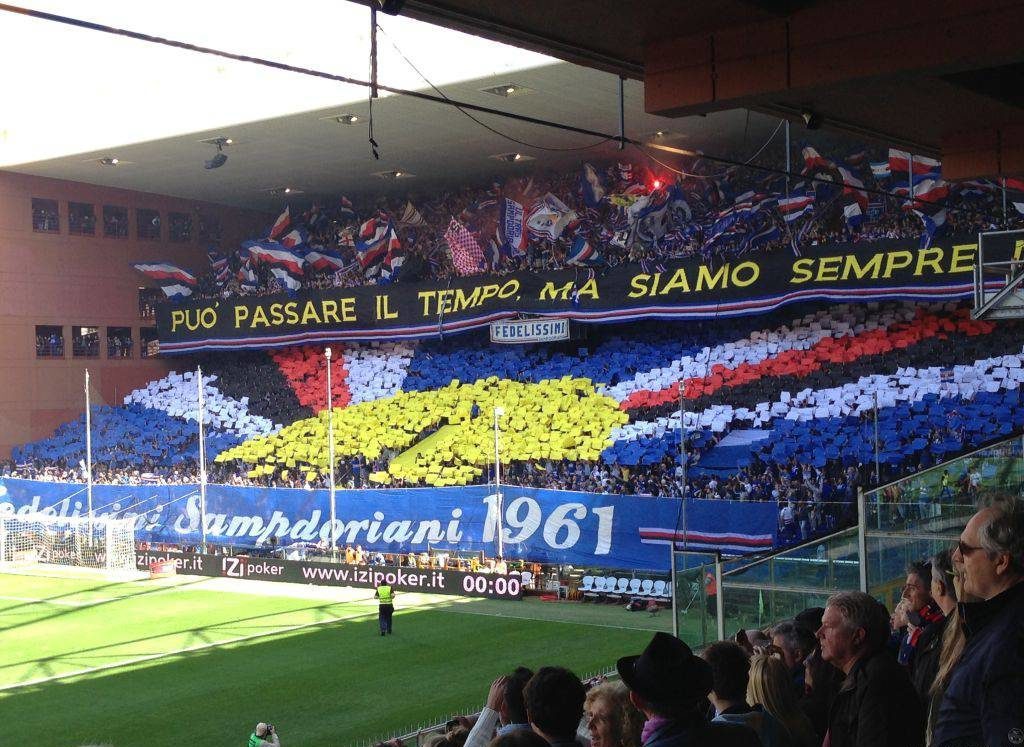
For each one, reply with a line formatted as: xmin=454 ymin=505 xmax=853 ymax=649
xmin=364 ymin=0 xmax=1024 ymax=179
xmin=0 ymin=1 xmax=777 ymax=210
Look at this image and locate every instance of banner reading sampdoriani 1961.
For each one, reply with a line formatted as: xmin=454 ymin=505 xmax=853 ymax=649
xmin=157 ymin=233 xmax=1015 ymax=353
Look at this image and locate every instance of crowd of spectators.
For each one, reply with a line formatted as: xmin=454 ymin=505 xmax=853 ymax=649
xmin=185 ymin=146 xmax=1024 ymax=303
xmin=356 ymin=497 xmax=1021 ymax=747
xmin=35 ymin=330 xmax=64 ymax=358
xmin=385 ymin=497 xmax=1020 ymax=747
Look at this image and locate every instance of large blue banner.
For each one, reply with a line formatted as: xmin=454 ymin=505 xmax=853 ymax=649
xmin=0 ymin=479 xmax=778 ymax=571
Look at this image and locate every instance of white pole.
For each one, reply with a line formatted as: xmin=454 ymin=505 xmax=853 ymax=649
xmin=325 ymin=347 xmax=338 ymax=561
xmin=494 ymin=406 xmax=505 ymax=560
xmin=84 ymin=369 xmax=93 ymax=534
xmin=678 ymin=379 xmax=688 ymax=549
xmin=714 ymin=553 xmax=725 ymax=641
xmin=669 ymin=545 xmax=678 ymax=637
xmin=873 ymin=390 xmax=880 ymax=486
xmin=197 ymin=366 xmax=208 ymax=554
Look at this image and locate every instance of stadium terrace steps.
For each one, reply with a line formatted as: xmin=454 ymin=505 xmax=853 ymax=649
xmin=12 ymin=405 xmax=241 ymax=469
xmin=270 ymin=345 xmax=351 ymax=413
xmin=123 ymin=370 xmax=278 ymax=438
xmin=217 ymin=377 xmax=627 ymax=486
xmin=342 ymin=342 xmax=415 ymax=404
xmin=197 ymin=350 xmax=312 ymax=426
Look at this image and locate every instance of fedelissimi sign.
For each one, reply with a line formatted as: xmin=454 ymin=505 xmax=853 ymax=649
xmin=490 ymin=318 xmax=569 ymax=344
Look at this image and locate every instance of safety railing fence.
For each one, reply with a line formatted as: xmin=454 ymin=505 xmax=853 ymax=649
xmin=861 ymin=433 xmax=1024 ymax=604
xmin=674 ymin=431 xmax=1024 ymax=647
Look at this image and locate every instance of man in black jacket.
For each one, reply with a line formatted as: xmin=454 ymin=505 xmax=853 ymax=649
xmin=817 ymin=591 xmax=924 ymax=747
xmin=933 ymin=498 xmax=1024 ymax=747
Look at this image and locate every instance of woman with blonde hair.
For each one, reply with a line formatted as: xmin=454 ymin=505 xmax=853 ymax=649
xmin=747 ymin=653 xmax=818 ymax=747
xmin=583 ymin=680 xmax=644 ymax=747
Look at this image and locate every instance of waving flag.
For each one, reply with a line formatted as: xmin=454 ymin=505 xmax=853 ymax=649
xmin=304 ymin=250 xmax=347 ymax=273
xmin=904 ymin=178 xmax=950 ymax=248
xmin=398 ymin=201 xmax=427 ymax=227
xmin=888 ymin=149 xmax=941 ymax=178
xmin=267 ymin=206 xmax=291 ymax=241
xmin=778 ymin=195 xmax=815 ymax=222
xmin=243 ymin=241 xmax=305 ymax=276
xmin=954 ymin=179 xmax=997 ymax=200
xmin=498 ymin=197 xmax=529 ymax=257
xmin=565 ymin=234 xmax=604 ymax=267
xmin=802 ymin=146 xmax=836 ymax=175
xmin=379 ymin=226 xmax=404 ymax=284
xmin=444 ymin=218 xmax=485 ymax=276
xmin=527 ymin=193 xmax=578 ymax=241
xmin=279 ymin=227 xmax=308 ymax=251
xmin=871 ymin=161 xmax=891 ymax=178
xmin=580 ymin=163 xmax=607 ymax=208
xmin=158 ymin=284 xmax=194 ymax=299
xmin=236 ymin=259 xmax=257 ymax=289
xmin=269 ymin=267 xmax=301 ymax=292
xmin=207 ymin=250 xmax=228 ymax=272
xmin=131 ymin=262 xmax=197 ymax=285
xmin=743 ymin=217 xmax=782 ymax=252
xmin=337 ymin=196 xmax=357 ymax=224
xmin=356 ymin=216 xmax=392 ymax=274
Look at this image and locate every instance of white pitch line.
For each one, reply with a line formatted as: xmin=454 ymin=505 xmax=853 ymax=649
xmin=0 ymin=607 xmax=375 ymax=693
xmin=0 ymin=595 xmax=114 ymax=608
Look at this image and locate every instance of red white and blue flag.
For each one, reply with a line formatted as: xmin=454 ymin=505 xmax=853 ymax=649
xmin=888 ymin=149 xmax=941 ymax=178
xmin=356 ymin=216 xmax=393 ymax=275
xmin=243 ymin=241 xmax=305 ymax=277
xmin=269 ymin=267 xmax=301 ymax=292
xmin=379 ymin=226 xmax=405 ymax=284
xmin=778 ymin=195 xmax=815 ymax=223
xmin=637 ymin=527 xmax=775 ymax=555
xmin=131 ymin=262 xmax=197 ymax=286
xmin=279 ymin=227 xmax=308 ymax=251
xmin=266 ymin=206 xmax=291 ymax=241
xmin=304 ymin=250 xmax=347 ymax=273
xmin=565 ymin=234 xmax=604 ymax=267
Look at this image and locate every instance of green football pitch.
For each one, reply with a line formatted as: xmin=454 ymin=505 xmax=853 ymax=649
xmin=0 ymin=571 xmax=673 ymax=747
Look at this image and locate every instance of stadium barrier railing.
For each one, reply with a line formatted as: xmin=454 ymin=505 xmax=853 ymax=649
xmin=674 ymin=431 xmax=1024 ymax=646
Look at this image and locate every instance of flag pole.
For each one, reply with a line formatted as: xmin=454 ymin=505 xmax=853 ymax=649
xmin=784 ymin=119 xmax=791 ymax=200
xmin=1002 ymin=177 xmax=1008 ymax=224
xmin=494 ymin=406 xmax=505 ymax=560
xmin=85 ymin=369 xmax=93 ymax=534
xmin=325 ymin=347 xmax=338 ymax=562
xmin=197 ymin=366 xmax=208 ymax=554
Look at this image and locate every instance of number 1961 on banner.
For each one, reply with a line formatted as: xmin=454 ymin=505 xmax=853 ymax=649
xmin=481 ymin=494 xmax=614 ymax=554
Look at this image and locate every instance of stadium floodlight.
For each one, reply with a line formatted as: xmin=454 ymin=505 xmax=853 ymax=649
xmin=204 ymin=137 xmax=231 ymax=170
xmin=0 ymin=512 xmax=137 ymax=576
xmin=801 ymin=109 xmax=823 ymax=130
xmin=325 ymin=347 xmax=337 ymax=560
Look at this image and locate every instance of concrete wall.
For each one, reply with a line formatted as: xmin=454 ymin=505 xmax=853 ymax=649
xmin=0 ymin=170 xmax=267 ymax=458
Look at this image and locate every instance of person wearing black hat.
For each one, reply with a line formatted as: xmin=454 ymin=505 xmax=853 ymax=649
xmin=616 ymin=632 xmax=760 ymax=747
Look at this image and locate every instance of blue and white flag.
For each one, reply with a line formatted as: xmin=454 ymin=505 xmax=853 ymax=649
xmin=527 ymin=193 xmax=577 ymax=241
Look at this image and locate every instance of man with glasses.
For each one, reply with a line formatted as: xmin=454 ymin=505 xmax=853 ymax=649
xmin=933 ymin=497 xmax=1024 ymax=747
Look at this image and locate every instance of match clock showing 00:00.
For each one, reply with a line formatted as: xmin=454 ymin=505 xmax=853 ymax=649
xmin=461 ymin=573 xmax=522 ymax=598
